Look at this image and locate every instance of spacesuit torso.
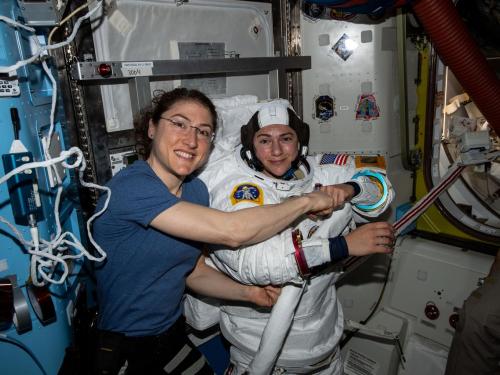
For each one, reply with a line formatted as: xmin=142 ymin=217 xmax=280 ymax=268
xmin=197 ymin=146 xmax=361 ymax=370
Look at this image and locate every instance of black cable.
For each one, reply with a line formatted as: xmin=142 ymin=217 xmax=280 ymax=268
xmin=10 ymin=108 xmax=20 ymax=140
xmin=340 ymin=254 xmax=393 ymax=348
xmin=0 ymin=334 xmax=48 ymax=375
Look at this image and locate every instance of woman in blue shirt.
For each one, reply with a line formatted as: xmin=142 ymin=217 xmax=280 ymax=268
xmin=92 ymin=88 xmax=336 ymax=375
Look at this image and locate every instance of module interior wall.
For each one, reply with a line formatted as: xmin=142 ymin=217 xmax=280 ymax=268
xmin=91 ymin=0 xmax=273 ymax=132
xmin=301 ymin=15 xmax=400 ymax=156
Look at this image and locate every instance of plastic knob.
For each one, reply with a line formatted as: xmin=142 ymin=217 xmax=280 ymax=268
xmin=449 ymin=313 xmax=459 ymax=329
xmin=424 ymin=302 xmax=440 ymax=320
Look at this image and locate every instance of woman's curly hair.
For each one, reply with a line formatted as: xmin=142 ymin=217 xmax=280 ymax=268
xmin=134 ymin=87 xmax=218 ymax=159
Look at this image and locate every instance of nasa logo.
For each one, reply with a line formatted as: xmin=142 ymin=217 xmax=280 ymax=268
xmin=230 ymin=183 xmax=264 ymax=206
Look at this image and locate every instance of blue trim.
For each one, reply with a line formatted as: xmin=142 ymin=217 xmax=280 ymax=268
xmin=197 ymin=334 xmax=230 ymax=375
xmin=351 ymin=170 xmax=388 ymax=211
xmin=344 ymin=181 xmax=361 ymax=197
xmin=329 ymin=236 xmax=349 ymax=261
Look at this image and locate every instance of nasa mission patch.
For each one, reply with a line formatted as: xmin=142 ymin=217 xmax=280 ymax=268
xmin=230 ymin=183 xmax=264 ymax=206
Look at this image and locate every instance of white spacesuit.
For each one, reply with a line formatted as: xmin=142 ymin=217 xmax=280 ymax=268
xmin=187 ymin=100 xmax=394 ymax=374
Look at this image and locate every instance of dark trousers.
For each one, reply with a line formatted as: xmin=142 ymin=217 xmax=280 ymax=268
xmin=93 ymin=317 xmax=214 ymax=375
xmin=445 ymin=270 xmax=500 ymax=375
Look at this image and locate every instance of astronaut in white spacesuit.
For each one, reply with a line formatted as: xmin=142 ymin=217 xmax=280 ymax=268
xmin=195 ymin=101 xmax=395 ymax=374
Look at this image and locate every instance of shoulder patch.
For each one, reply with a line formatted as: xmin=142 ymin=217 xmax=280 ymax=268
xmin=230 ymin=183 xmax=264 ymax=206
xmin=320 ymin=153 xmax=348 ymax=166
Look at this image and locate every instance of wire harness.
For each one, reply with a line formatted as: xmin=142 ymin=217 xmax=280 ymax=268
xmin=0 ymin=1 xmax=109 ymax=286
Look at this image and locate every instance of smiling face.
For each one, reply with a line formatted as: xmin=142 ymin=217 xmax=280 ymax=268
xmin=253 ymin=124 xmax=299 ymax=178
xmin=147 ymin=100 xmax=214 ymax=188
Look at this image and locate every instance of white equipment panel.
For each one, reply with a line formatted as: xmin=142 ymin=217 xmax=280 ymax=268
xmin=301 ymin=15 xmax=400 ymax=155
xmin=342 ymin=310 xmax=407 ymax=375
xmin=388 ymin=237 xmax=492 ymax=347
xmin=91 ymin=0 xmax=273 ymax=132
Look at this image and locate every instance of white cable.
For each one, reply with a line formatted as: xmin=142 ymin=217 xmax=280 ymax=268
xmin=0 ymin=148 xmax=79 ymax=186
xmin=48 ymin=1 xmax=96 ymax=45
xmin=0 ymin=8 xmax=114 ymax=286
xmin=0 ymin=16 xmax=35 ymax=32
xmin=41 ymin=60 xmax=57 ymax=152
xmin=40 ymin=59 xmax=65 ymax=250
xmin=0 ymin=1 xmax=102 ymax=74
xmin=0 ymin=216 xmax=33 ymax=247
xmin=0 ymin=147 xmax=111 ymax=285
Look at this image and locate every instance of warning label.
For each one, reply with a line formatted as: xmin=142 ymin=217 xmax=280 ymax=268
xmin=344 ymin=349 xmax=379 ymax=375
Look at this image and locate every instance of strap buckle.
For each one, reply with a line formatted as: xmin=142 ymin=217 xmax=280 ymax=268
xmin=292 ymin=229 xmax=310 ymax=277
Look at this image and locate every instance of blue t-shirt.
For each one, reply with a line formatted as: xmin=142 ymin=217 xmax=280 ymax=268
xmin=93 ymin=161 xmax=209 ymax=336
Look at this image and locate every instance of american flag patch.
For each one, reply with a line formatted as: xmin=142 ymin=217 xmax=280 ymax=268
xmin=320 ymin=153 xmax=348 ymax=165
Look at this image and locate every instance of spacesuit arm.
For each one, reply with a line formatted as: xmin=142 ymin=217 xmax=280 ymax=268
xmin=347 ymin=168 xmax=394 ymax=217
xmin=211 ymin=226 xmax=302 ymax=285
xmin=151 ymin=190 xmax=331 ymax=248
xmin=292 ymin=233 xmax=348 ymax=277
xmin=313 ymin=155 xmax=394 ymax=218
xmin=186 ymin=255 xmax=280 ymax=307
xmin=294 ymin=221 xmax=395 ymax=277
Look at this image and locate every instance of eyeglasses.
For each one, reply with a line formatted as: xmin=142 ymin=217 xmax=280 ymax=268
xmin=160 ymin=117 xmax=215 ymax=143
